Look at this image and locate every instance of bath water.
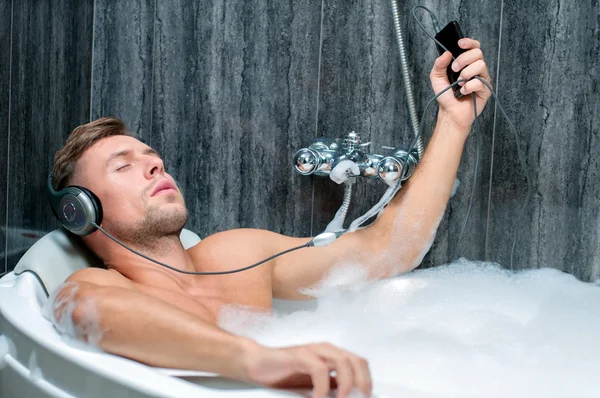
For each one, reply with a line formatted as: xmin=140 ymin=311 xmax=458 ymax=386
xmin=219 ymin=259 xmax=600 ymax=398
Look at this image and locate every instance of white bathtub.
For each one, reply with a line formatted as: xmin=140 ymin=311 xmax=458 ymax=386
xmin=0 ymin=228 xmax=318 ymax=398
xmin=0 ymin=270 xmax=322 ymax=398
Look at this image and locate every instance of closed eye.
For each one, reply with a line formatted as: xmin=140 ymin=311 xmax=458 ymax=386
xmin=117 ymin=164 xmax=130 ymax=171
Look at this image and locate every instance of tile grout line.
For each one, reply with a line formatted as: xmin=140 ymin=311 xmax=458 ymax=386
xmin=148 ymin=0 xmax=157 ymax=147
xmin=484 ymin=0 xmax=503 ymax=261
xmin=89 ymin=0 xmax=97 ymax=121
xmin=4 ymin=0 xmax=14 ymax=276
xmin=310 ymin=0 xmax=326 ymax=236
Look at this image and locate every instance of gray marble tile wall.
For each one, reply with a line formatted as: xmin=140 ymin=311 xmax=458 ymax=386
xmin=90 ymin=0 xmax=155 ymax=138
xmin=2 ymin=0 xmax=599 ymax=281
xmin=314 ymin=0 xmax=503 ymax=268
xmin=487 ymin=0 xmax=600 ymax=280
xmin=4 ymin=0 xmax=94 ymax=272
xmin=92 ymin=0 xmax=321 ymax=237
xmin=0 ymin=1 xmax=11 ymax=276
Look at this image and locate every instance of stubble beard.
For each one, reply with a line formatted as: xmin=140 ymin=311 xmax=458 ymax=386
xmin=111 ymin=194 xmax=189 ymax=254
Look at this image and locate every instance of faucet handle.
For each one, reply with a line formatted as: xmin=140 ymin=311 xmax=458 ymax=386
xmin=293 ymin=148 xmax=322 ymax=175
xmin=377 ymin=157 xmax=404 ymax=184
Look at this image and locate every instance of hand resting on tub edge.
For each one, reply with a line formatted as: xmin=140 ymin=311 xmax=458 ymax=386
xmin=44 ymin=38 xmax=491 ymax=398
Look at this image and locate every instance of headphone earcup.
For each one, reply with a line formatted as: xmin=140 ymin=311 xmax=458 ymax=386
xmin=54 ymin=186 xmax=103 ymax=236
xmin=46 ymin=174 xmax=103 ymax=236
xmin=77 ymin=186 xmax=103 ymax=227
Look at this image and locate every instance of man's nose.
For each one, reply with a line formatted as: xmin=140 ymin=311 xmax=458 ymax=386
xmin=145 ymin=156 xmax=164 ymax=178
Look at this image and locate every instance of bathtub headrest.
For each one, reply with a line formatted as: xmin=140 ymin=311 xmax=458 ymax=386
xmin=13 ymin=228 xmax=202 ymax=296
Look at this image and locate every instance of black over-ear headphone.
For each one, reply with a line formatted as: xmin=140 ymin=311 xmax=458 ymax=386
xmin=46 ymin=173 xmax=103 ymax=236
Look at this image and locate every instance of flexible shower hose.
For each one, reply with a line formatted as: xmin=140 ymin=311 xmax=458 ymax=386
xmin=391 ymin=0 xmax=424 ymax=159
xmin=338 ymin=182 xmax=353 ymax=225
xmin=325 ymin=181 xmax=353 ymax=233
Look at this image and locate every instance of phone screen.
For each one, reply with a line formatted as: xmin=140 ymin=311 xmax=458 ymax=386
xmin=434 ymin=21 xmax=466 ymax=97
xmin=435 ymin=21 xmax=464 ymax=57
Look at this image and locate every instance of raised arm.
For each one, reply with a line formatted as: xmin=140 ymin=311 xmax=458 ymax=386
xmin=271 ymin=38 xmax=492 ymax=299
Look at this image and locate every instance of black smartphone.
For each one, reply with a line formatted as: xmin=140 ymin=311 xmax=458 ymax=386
xmin=434 ymin=21 xmax=466 ymax=98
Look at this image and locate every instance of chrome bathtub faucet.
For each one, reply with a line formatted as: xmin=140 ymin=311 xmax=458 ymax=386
xmin=292 ymin=131 xmax=418 ymax=185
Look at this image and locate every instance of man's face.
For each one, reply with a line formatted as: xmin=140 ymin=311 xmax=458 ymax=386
xmin=76 ymin=135 xmax=188 ymax=244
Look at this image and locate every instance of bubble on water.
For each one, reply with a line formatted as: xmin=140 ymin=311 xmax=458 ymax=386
xmin=219 ymin=259 xmax=600 ymax=398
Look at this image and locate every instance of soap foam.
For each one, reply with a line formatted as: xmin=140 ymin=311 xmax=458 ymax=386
xmin=219 ymin=259 xmax=600 ymax=398
xmin=43 ymin=282 xmax=104 ymax=348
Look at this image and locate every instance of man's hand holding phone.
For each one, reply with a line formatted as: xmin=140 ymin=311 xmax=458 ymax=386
xmin=430 ymin=35 xmax=493 ymax=130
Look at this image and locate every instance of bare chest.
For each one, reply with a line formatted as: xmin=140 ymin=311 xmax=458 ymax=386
xmin=136 ymin=269 xmax=273 ymax=324
xmin=191 ymin=274 xmax=273 ymax=312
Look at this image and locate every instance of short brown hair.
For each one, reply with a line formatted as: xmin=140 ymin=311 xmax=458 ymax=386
xmin=52 ymin=117 xmax=136 ymax=190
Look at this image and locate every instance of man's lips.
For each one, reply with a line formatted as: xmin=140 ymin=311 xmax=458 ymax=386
xmin=154 ymin=188 xmax=176 ymax=196
xmin=151 ymin=180 xmax=177 ymax=196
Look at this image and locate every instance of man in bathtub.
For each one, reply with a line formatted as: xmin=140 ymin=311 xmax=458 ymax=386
xmin=48 ymin=38 xmax=491 ymax=398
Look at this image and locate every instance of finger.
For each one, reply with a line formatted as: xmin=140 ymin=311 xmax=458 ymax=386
xmin=430 ymin=51 xmax=453 ymax=80
xmin=473 ymin=76 xmax=494 ymax=96
xmin=457 ymin=60 xmax=491 ymax=84
xmin=460 ymin=78 xmax=488 ymax=97
xmin=331 ymin=357 xmax=354 ymax=398
xmin=311 ymin=344 xmax=355 ymax=398
xmin=458 ymin=37 xmax=481 ymax=49
xmin=296 ymin=354 xmax=331 ymax=398
xmin=314 ymin=344 xmax=372 ymax=398
xmin=268 ymin=373 xmax=337 ymax=390
xmin=451 ymin=48 xmax=483 ymax=73
xmin=348 ymin=356 xmax=372 ymax=397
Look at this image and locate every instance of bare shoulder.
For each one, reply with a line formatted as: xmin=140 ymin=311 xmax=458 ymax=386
xmin=65 ymin=267 xmax=136 ymax=290
xmin=188 ymin=228 xmax=276 ymax=258
xmin=187 ymin=228 xmax=292 ymax=272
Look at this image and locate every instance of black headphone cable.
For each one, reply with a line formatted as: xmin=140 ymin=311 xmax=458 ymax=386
xmin=91 ymin=222 xmax=343 ymax=275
